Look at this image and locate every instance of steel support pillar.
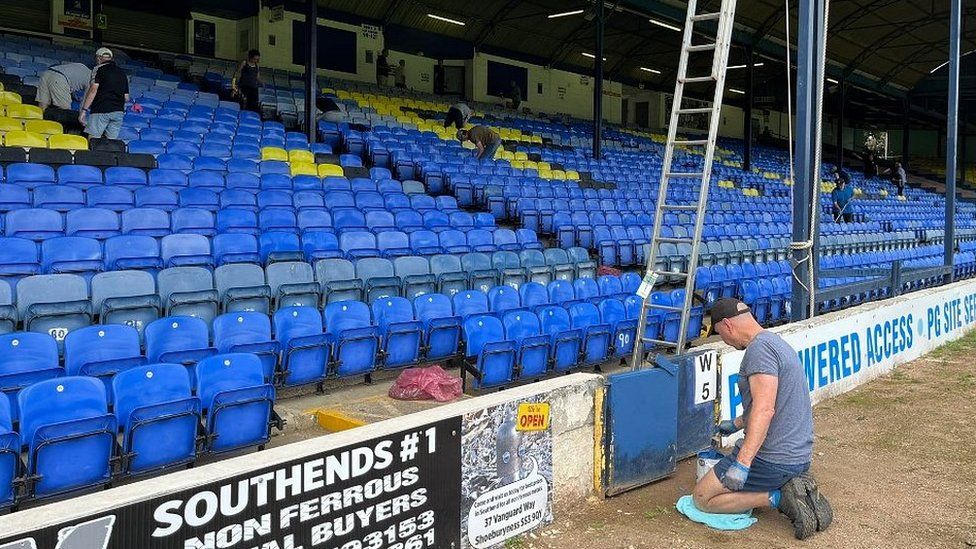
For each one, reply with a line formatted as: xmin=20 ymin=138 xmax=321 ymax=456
xmin=592 ymin=0 xmax=605 ymax=159
xmin=902 ymin=96 xmax=910 ymax=168
xmin=743 ymin=46 xmax=754 ymax=172
xmin=304 ymin=0 xmax=318 ymax=143
xmin=945 ymin=0 xmax=961 ymax=277
xmin=790 ymin=0 xmax=826 ymax=321
xmin=836 ymin=81 xmax=845 ymax=169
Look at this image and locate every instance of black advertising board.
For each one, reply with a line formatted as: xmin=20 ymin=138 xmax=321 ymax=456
xmin=0 ymin=418 xmax=461 ymax=549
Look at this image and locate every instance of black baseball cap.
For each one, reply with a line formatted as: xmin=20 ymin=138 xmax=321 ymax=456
xmin=710 ymin=298 xmax=751 ymax=325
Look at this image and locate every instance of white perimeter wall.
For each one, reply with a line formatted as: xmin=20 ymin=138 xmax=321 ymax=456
xmin=708 ymin=277 xmax=976 ymax=422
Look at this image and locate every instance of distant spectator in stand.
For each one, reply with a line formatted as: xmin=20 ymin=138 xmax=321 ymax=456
xmin=831 ymin=176 xmax=854 ymax=223
xmin=376 ymin=49 xmax=393 ymax=87
xmin=457 ymin=126 xmax=501 ymax=161
xmin=37 ymin=62 xmax=91 ymax=134
xmin=852 ymin=150 xmax=878 ymax=178
xmin=79 ymin=48 xmax=128 ymax=140
xmin=507 ymin=80 xmax=522 ymax=110
xmin=883 ymin=161 xmax=907 ymax=197
xmin=233 ymin=49 xmax=262 ymax=114
xmin=395 ymin=59 xmax=407 ymax=89
xmin=444 ymin=101 xmax=473 ymax=129
xmin=433 ymin=59 xmax=445 ymax=94
xmin=316 ymin=95 xmax=347 ymax=123
xmin=831 ymin=166 xmax=850 ymax=186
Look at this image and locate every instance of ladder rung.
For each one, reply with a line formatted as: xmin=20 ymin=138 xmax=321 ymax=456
xmin=647 ymin=304 xmax=683 ymax=312
xmin=665 ymin=172 xmax=704 ymax=179
xmin=643 ymin=338 xmax=679 ymax=348
xmin=679 ymin=75 xmax=716 ymax=83
xmin=690 ymin=12 xmax=722 ymax=22
xmin=673 ymin=139 xmax=708 ymax=146
xmin=654 ymin=237 xmax=694 ymax=244
xmin=650 ymin=270 xmax=688 ymax=278
xmin=659 ymin=203 xmax=699 ymax=210
xmin=676 ymin=107 xmax=713 ymax=115
xmin=686 ymin=43 xmax=717 ymax=52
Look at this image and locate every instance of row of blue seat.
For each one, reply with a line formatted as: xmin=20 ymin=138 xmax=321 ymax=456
xmin=0 ymin=355 xmax=275 ymax=507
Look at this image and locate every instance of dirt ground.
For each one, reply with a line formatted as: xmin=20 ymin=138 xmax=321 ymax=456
xmin=519 ymin=332 xmax=976 ymax=549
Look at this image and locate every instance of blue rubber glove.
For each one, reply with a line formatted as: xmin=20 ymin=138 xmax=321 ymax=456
xmin=721 ymin=461 xmax=750 ymax=491
xmin=717 ymin=419 xmax=741 ymax=435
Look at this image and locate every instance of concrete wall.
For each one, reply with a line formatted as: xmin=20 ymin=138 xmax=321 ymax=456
xmin=257 ymin=7 xmax=383 ymax=83
xmin=186 ymin=12 xmax=241 ymax=60
xmin=472 ymin=52 xmax=622 ymax=124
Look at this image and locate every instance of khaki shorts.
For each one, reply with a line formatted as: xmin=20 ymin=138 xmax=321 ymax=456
xmin=37 ymin=70 xmax=73 ymax=110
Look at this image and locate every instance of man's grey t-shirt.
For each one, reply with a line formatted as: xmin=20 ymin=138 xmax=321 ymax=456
xmin=738 ymin=330 xmax=814 ymax=465
xmin=49 ymin=63 xmax=92 ymax=93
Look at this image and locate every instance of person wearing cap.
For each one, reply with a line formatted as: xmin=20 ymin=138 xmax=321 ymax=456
xmin=692 ymin=298 xmax=832 ymax=540
xmin=457 ymin=125 xmax=500 ymax=161
xmin=78 ymin=47 xmax=129 ymax=140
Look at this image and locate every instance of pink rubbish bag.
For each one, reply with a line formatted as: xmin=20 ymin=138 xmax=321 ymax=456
xmin=388 ymin=365 xmax=462 ymax=402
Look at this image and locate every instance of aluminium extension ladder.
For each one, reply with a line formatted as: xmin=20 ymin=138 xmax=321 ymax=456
xmin=630 ymin=0 xmax=738 ymax=368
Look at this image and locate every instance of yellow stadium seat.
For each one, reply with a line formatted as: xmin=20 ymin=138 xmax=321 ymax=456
xmin=0 ymin=117 xmax=23 ymax=132
xmin=290 ymin=163 xmax=318 ymax=177
xmin=498 ymin=150 xmax=515 ymax=161
xmin=514 ymin=151 xmax=528 ymax=161
xmin=48 ymin=133 xmax=88 ymax=150
xmin=261 ymin=147 xmax=288 ymax=161
xmin=25 ymin=119 xmax=62 ymax=135
xmin=5 ymin=104 xmax=42 ymax=120
xmin=565 ymin=170 xmax=580 ymax=180
xmin=288 ymin=149 xmax=314 ymax=164
xmin=4 ymin=131 xmax=47 ymax=148
xmin=0 ymin=91 xmax=20 ymax=105
xmin=538 ymin=169 xmax=553 ymax=179
xmin=551 ymin=170 xmax=567 ymax=180
xmin=318 ymin=164 xmax=345 ymax=177
xmin=537 ymin=162 xmax=551 ymax=170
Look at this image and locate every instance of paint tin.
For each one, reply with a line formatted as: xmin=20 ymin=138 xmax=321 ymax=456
xmin=696 ymin=449 xmax=724 ymax=482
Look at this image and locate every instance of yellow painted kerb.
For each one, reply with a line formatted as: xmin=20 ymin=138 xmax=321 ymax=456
xmin=312 ymin=409 xmax=366 ymax=433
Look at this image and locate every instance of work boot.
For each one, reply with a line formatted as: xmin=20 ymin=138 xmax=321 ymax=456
xmin=779 ymin=477 xmax=818 ymax=540
xmin=800 ymin=473 xmax=834 ymax=532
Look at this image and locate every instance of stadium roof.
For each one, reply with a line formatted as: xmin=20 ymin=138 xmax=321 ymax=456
xmin=325 ymin=0 xmax=974 ymax=97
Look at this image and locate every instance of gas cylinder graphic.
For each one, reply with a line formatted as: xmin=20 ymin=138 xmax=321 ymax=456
xmin=496 ymin=417 xmax=522 ymax=484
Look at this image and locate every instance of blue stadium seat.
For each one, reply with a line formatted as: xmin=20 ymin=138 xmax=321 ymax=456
xmin=122 ymin=208 xmax=171 ymax=237
xmin=573 ymin=277 xmax=600 ymax=303
xmin=462 ymin=314 xmax=514 ymax=389
xmin=372 ymin=297 xmax=423 ymax=368
xmin=357 ymin=257 xmax=400 ymax=303
xmin=161 ymin=234 xmax=213 ymax=268
xmin=273 ymin=306 xmax=330 ymax=387
xmin=0 ymin=236 xmax=40 ymax=277
xmin=213 ymin=311 xmax=279 ymax=381
xmin=0 ymin=394 xmax=18 ymax=509
xmin=538 ymin=306 xmax=582 ymax=371
xmin=488 ymin=285 xmax=521 ymax=313
xmin=113 ymin=363 xmax=200 ymax=475
xmin=461 ymin=252 xmax=497 ymax=293
xmin=568 ymin=302 xmax=611 ymax=365
xmin=105 ymin=167 xmax=148 ymax=189
xmin=324 ymin=301 xmax=378 ymax=378
xmin=453 ymin=290 xmax=489 ymax=319
xmin=413 ymin=293 xmax=460 ymax=361
xmin=33 ymin=185 xmax=84 ymax=212
xmin=64 ymin=325 xmax=145 ymax=400
xmin=7 ymin=163 xmax=55 ymax=190
xmin=87 ymin=187 xmax=135 ymax=213
xmin=145 ymin=316 xmax=217 ymax=380
xmin=196 ymin=353 xmax=275 ymax=453
xmin=172 ymin=207 xmax=216 ymax=236
xmin=260 ymin=232 xmax=303 ymax=264
xmin=58 ymin=165 xmax=102 ymax=190
xmin=430 ymin=254 xmax=467 ymax=296
xmin=0 ymin=332 xmax=61 ymax=422
xmin=502 ymin=310 xmax=549 ymax=379
xmin=0 ymin=183 xmax=31 ymax=211
xmin=135 ymin=187 xmax=179 ymax=210
xmin=19 ymin=377 xmax=116 ymax=499
xmin=599 ymin=298 xmax=637 ymax=358
xmin=16 ymin=274 xmax=92 ymax=348
xmin=213 ymin=233 xmax=260 ymax=265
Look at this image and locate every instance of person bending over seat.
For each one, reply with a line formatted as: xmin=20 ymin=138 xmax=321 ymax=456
xmin=694 ymin=299 xmax=833 ymax=540
xmin=457 ymin=126 xmax=501 ymax=162
xmin=444 ymin=101 xmax=472 ymax=129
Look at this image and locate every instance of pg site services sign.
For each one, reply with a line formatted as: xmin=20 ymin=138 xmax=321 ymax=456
xmin=0 ymin=419 xmax=461 ymax=549
xmin=721 ymin=283 xmax=976 ymax=421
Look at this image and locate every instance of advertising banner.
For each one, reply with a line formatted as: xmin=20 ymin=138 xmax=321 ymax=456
xmin=0 ymin=419 xmax=461 ymax=549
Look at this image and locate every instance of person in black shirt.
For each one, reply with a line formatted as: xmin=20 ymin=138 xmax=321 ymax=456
xmin=79 ymin=47 xmax=129 ymax=139
xmin=433 ymin=59 xmax=445 ymax=94
xmin=233 ymin=49 xmax=262 ymax=114
xmin=376 ymin=49 xmax=392 ymax=87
